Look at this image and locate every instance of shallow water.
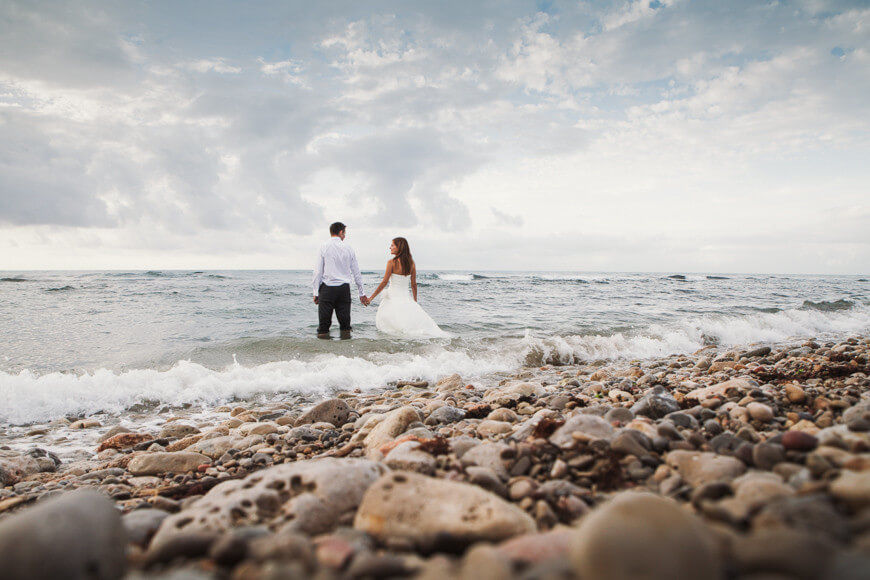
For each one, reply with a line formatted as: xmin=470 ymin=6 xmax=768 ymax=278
xmin=0 ymin=270 xmax=868 ymax=424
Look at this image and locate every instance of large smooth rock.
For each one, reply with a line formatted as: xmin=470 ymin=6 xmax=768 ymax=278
xmin=666 ymin=450 xmax=746 ymax=487
xmin=549 ymin=414 xmax=614 ymax=448
xmin=630 ymin=386 xmax=680 ymax=419
xmin=483 ymin=382 xmax=544 ymax=407
xmin=355 ymin=471 xmax=535 ymax=551
xmin=363 ymin=406 xmax=422 ymax=458
xmin=187 ymin=435 xmax=264 ymax=459
xmin=150 ymin=458 xmax=385 ymax=550
xmin=0 ymin=489 xmax=126 ymax=579
xmin=296 ymin=398 xmax=353 ymax=427
xmin=570 ymin=492 xmax=723 ymax=580
xmin=128 ymin=452 xmax=210 ymax=475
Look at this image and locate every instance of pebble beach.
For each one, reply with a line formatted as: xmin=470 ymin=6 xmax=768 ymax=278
xmin=1 ymin=335 xmax=869 ymax=579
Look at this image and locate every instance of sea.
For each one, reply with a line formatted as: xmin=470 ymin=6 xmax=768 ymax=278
xmin=1 ymin=271 xmax=868 ymax=426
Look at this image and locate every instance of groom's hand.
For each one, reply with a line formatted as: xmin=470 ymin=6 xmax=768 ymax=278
xmin=360 ymin=296 xmax=369 ymax=306
xmin=313 ymin=296 xmax=319 ymax=305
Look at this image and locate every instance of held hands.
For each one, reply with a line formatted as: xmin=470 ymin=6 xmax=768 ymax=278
xmin=360 ymin=295 xmax=370 ymax=306
xmin=313 ymin=296 xmax=319 ymax=305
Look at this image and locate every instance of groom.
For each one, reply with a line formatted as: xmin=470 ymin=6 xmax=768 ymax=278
xmin=312 ymin=222 xmax=369 ymax=338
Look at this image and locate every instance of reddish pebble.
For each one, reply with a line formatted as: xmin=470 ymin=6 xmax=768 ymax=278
xmin=781 ymin=430 xmax=818 ymax=451
xmin=197 ymin=464 xmax=210 ymax=472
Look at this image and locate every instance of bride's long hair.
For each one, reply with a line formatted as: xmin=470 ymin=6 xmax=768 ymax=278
xmin=392 ymin=237 xmax=413 ymax=275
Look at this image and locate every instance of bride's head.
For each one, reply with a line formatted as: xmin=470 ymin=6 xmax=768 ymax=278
xmin=391 ymin=237 xmax=413 ymax=274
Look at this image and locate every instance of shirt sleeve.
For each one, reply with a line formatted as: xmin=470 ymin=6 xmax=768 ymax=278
xmin=350 ymin=249 xmax=365 ymax=297
xmin=312 ymin=245 xmax=324 ymax=296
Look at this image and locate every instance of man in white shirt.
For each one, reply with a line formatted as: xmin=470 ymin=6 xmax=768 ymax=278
xmin=312 ymin=222 xmax=369 ymax=338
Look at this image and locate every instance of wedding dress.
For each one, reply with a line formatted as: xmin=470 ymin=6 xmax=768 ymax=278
xmin=375 ymin=274 xmax=448 ymax=338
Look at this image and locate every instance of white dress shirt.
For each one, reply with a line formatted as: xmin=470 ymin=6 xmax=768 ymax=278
xmin=312 ymin=237 xmax=366 ymax=297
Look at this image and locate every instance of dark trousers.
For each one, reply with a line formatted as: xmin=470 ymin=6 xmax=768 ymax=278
xmin=318 ymin=283 xmax=351 ymax=334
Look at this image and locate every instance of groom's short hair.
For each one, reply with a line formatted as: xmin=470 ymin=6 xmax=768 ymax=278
xmin=329 ymin=222 xmax=346 ymax=236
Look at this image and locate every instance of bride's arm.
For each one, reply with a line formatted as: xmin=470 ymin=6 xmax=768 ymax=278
xmin=411 ymin=263 xmax=417 ymax=302
xmin=368 ymin=260 xmax=393 ymax=301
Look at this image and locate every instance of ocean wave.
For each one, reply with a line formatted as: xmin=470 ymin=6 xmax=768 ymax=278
xmin=801 ymin=299 xmax=854 ymax=312
xmin=46 ymin=285 xmax=75 ymax=292
xmin=436 ymin=274 xmax=475 ymax=282
xmin=707 ymin=276 xmax=730 ymax=280
xmin=0 ymin=277 xmax=30 ymax=282
xmin=3 ymin=303 xmax=868 ymax=424
xmin=523 ymin=304 xmax=870 ymax=365
xmin=0 ymin=347 xmax=520 ymax=425
xmin=532 ymin=275 xmax=590 ymax=283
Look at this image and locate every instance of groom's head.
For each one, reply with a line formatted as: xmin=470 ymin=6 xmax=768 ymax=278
xmin=330 ymin=222 xmax=346 ymax=239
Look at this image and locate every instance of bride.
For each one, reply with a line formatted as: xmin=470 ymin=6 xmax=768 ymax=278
xmin=368 ymin=237 xmax=448 ymax=338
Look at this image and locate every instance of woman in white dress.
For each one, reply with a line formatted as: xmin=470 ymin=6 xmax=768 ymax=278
xmin=368 ymin=237 xmax=448 ymax=338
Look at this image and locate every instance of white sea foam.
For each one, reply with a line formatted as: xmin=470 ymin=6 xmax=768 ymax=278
xmin=2 ymin=305 xmax=867 ymax=424
xmin=0 ymin=347 xmax=520 ymax=425
xmin=528 ymin=305 xmax=870 ymax=364
xmin=436 ymin=273 xmax=475 ymax=281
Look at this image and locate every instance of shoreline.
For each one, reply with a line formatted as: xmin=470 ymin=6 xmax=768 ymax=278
xmin=1 ymin=334 xmax=869 ymax=578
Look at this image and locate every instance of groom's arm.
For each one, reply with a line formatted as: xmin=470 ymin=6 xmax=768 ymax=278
xmin=312 ymin=246 xmax=324 ymax=302
xmin=350 ymin=250 xmax=366 ymax=298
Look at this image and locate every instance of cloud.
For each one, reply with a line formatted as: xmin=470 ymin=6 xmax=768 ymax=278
xmin=0 ymin=1 xmax=867 ymax=272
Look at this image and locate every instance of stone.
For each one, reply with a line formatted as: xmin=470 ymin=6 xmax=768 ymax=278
xmin=187 ymin=435 xmax=264 ymax=459
xmin=383 ymin=441 xmax=437 ymax=474
xmin=549 ymin=414 xmax=615 ymax=448
xmin=166 ymin=434 xmax=203 ymax=452
xmin=732 ymin=528 xmax=836 ymax=579
xmin=354 ymin=471 xmax=535 ymax=551
xmin=150 ymin=458 xmax=385 ymax=550
xmin=732 ymin=473 xmax=794 ymax=510
xmin=237 ymin=422 xmax=279 ymax=436
xmin=569 ymin=492 xmax=723 ymax=580
xmin=785 ymin=383 xmax=806 ymax=403
xmin=96 ymin=432 xmax=151 ymax=452
xmin=0 ymin=452 xmax=42 ymax=486
xmin=666 ymin=450 xmax=746 ymax=487
xmin=686 ymin=378 xmax=751 ymax=403
xmin=69 ymin=419 xmax=101 ymax=429
xmin=127 ymin=452 xmax=211 ymax=476
xmin=484 ymin=382 xmax=544 ymax=407
xmin=123 ymin=508 xmax=170 ymax=547
xmin=754 ymin=495 xmax=849 ymax=543
xmin=611 ymin=430 xmax=650 ymax=458
xmin=435 ymin=373 xmax=465 ymax=392
xmin=159 ymin=423 xmax=200 ymax=439
xmin=296 ymin=399 xmax=353 ymax=427
xmin=630 ymin=386 xmax=680 ymax=419
xmin=476 ymin=420 xmax=513 ymax=437
xmin=0 ymin=489 xmax=125 ymax=580
xmin=428 ymin=405 xmax=466 ymax=424
xmin=466 ymin=466 xmax=507 ymax=497
xmin=461 ymin=442 xmax=514 ymax=481
xmin=363 ymin=406 xmax=422 ymax=458
xmin=829 ymin=470 xmax=870 ymax=508
xmin=752 ymin=442 xmax=786 ymax=470
xmin=747 ymin=402 xmax=774 ymax=422
xmin=781 ymin=430 xmax=818 ymax=451
xmin=459 ymin=544 xmax=513 ymax=580
xmin=497 ymin=529 xmax=574 ymax=566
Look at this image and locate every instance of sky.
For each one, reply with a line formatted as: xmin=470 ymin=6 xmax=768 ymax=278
xmin=0 ymin=0 xmax=868 ymax=273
